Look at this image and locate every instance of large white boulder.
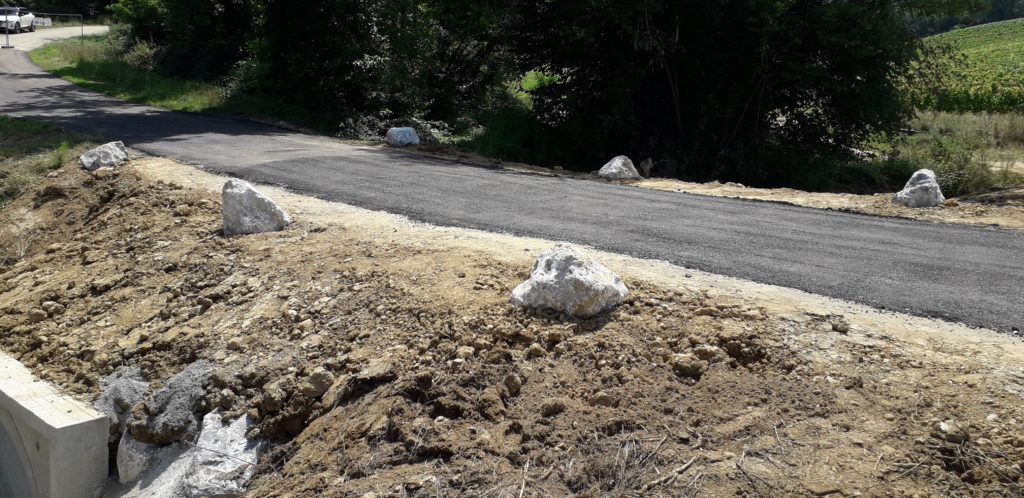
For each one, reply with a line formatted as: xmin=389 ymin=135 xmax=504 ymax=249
xmin=893 ymin=169 xmax=945 ymax=208
xmin=116 ymin=412 xmax=262 ymax=496
xmin=510 ymin=243 xmax=628 ymax=317
xmin=117 ymin=430 xmax=160 ymax=484
xmin=181 ymin=412 xmax=262 ymax=496
xmin=222 ymin=179 xmax=292 ymax=236
xmin=598 ymin=155 xmax=641 ymax=180
xmin=386 ymin=127 xmax=420 ymax=147
xmin=79 ymin=141 xmax=128 ymax=171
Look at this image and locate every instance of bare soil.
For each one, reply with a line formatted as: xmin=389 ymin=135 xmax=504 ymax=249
xmin=1 ymin=156 xmax=1022 ymax=496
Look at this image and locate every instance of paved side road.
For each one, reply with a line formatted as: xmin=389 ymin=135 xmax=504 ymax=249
xmin=1 ymin=26 xmax=108 ymax=51
xmin=0 ymin=49 xmax=1022 ymax=333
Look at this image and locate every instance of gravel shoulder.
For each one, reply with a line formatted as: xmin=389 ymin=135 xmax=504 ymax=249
xmin=2 ymin=156 xmax=1023 ymax=495
xmin=407 ymin=144 xmax=1024 ymax=231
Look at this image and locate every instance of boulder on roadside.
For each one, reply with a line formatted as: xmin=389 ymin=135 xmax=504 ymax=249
xmin=597 ymin=155 xmax=641 ymax=180
xmin=510 ymin=243 xmax=628 ymax=317
xmin=386 ymin=127 xmax=420 ymax=147
xmin=893 ymin=169 xmax=945 ymax=208
xmin=222 ymin=179 xmax=292 ymax=236
xmin=129 ymin=361 xmax=214 ymax=444
xmin=79 ymin=141 xmax=128 ymax=171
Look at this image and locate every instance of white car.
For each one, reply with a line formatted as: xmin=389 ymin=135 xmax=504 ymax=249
xmin=0 ymin=6 xmax=35 ymax=33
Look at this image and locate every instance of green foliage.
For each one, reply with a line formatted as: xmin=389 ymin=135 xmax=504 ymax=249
xmin=504 ymin=0 xmax=925 ymax=183
xmin=910 ymin=19 xmax=1024 ymax=112
xmin=107 ymin=0 xmax=255 ymax=80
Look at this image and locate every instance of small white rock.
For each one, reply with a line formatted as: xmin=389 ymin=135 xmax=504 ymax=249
xmin=893 ymin=169 xmax=945 ymax=208
xmin=385 ymin=127 xmax=420 ymax=147
xmin=597 ymin=155 xmax=641 ymax=180
xmin=510 ymin=243 xmax=628 ymax=317
xmin=79 ymin=141 xmax=128 ymax=171
xmin=222 ymin=179 xmax=292 ymax=236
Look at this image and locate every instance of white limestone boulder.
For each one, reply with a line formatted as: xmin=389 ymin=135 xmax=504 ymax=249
xmin=181 ymin=412 xmax=262 ymax=496
xmin=598 ymin=155 xmax=641 ymax=180
xmin=222 ymin=179 xmax=292 ymax=236
xmin=386 ymin=127 xmax=420 ymax=147
xmin=893 ymin=169 xmax=945 ymax=208
xmin=510 ymin=243 xmax=628 ymax=317
xmin=117 ymin=430 xmax=160 ymax=484
xmin=79 ymin=141 xmax=128 ymax=171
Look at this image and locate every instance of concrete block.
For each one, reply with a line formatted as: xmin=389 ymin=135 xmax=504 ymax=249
xmin=0 ymin=352 xmax=108 ymax=498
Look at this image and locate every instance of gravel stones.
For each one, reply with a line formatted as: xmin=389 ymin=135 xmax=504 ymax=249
xmin=510 ymin=243 xmax=629 ymax=317
xmin=893 ymin=169 xmax=945 ymax=208
xmin=597 ymin=155 xmax=641 ymax=180
xmin=385 ymin=127 xmax=420 ymax=147
xmin=221 ymin=178 xmax=293 ymax=236
xmin=129 ymin=360 xmax=214 ymax=444
xmin=79 ymin=141 xmax=128 ymax=171
xmin=299 ymin=367 xmax=335 ymax=399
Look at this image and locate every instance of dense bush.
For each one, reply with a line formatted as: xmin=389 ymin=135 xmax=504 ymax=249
xmin=503 ymin=0 xmax=959 ymax=184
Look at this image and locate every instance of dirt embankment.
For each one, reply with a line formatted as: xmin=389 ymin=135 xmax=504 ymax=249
xmin=1 ymin=156 xmax=1023 ymax=496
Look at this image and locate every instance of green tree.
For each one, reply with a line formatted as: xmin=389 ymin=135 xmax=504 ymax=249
xmin=505 ymin=0 xmax=981 ymax=184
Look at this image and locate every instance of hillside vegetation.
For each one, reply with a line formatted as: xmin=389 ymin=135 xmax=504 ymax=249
xmin=914 ymin=18 xmax=1024 ymax=112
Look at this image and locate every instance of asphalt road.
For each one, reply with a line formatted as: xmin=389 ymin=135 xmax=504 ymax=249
xmin=1 ymin=48 xmax=1022 ymax=333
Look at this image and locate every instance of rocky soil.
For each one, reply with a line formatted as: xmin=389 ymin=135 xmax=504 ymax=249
xmin=1 ymin=156 xmax=1023 ymax=496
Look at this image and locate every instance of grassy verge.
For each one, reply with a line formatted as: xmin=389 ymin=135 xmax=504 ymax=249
xmin=30 ymin=34 xmax=330 ymax=130
xmin=0 ymin=115 xmax=92 ymax=207
xmin=31 ymin=35 xmax=226 ymax=112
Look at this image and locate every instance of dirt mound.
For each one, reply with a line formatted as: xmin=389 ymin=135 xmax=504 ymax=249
xmin=1 ymin=160 xmax=1022 ymax=496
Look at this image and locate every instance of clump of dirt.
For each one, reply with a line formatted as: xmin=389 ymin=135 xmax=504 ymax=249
xmin=1 ymin=159 xmax=1022 ymax=496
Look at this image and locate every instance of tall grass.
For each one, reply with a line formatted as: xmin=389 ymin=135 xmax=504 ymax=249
xmin=31 ymin=35 xmax=226 ymax=112
xmin=872 ymin=111 xmax=1024 ymax=196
